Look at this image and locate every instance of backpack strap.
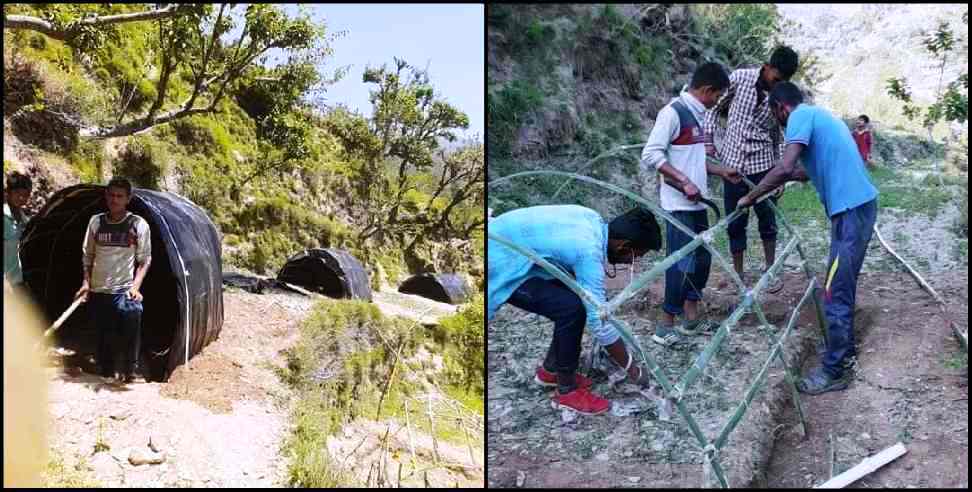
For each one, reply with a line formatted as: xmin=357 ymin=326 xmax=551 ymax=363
xmin=669 ymin=99 xmax=704 ymax=146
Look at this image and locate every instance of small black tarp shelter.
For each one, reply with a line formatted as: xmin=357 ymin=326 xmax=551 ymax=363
xmin=398 ymin=273 xmax=471 ymax=305
xmin=277 ymin=248 xmax=372 ymax=302
xmin=20 ymin=185 xmax=223 ymax=382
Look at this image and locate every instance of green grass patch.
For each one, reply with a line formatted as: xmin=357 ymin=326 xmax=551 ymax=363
xmin=430 ymin=296 xmax=485 ymax=401
xmin=279 ymin=300 xmax=424 ymax=486
xmin=943 ymin=350 xmax=968 ymax=370
xmin=487 ymin=80 xmax=544 ymax=158
xmin=278 ymin=298 xmax=483 ymax=487
xmin=41 ymin=451 xmax=102 ymax=488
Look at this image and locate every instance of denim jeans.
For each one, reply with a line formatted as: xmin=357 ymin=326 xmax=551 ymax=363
xmin=724 ymin=169 xmax=780 ymax=253
xmin=92 ymin=292 xmax=143 ymax=376
xmin=663 ymin=210 xmax=712 ymax=317
xmin=821 ymin=199 xmax=877 ymax=378
xmin=507 ymin=277 xmax=586 ymax=393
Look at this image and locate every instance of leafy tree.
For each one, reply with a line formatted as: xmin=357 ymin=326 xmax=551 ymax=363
xmin=690 ymin=4 xmax=782 ymax=69
xmin=3 ymin=4 xmax=340 ymax=140
xmin=886 ymin=16 xmax=968 ymax=133
xmin=324 ymin=57 xmax=471 ymax=246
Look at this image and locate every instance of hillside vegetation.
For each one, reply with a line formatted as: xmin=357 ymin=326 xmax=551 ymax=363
xmin=487 ymin=3 xmax=966 ymax=235
xmin=3 ymin=4 xmax=484 ymax=286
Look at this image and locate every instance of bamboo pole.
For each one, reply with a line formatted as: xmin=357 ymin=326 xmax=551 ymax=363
xmin=734 ymin=170 xmax=829 ymax=344
xmin=603 ymin=208 xmax=744 ymax=314
xmin=550 ymin=143 xmax=648 ymax=200
xmin=874 ymin=225 xmax=967 ymax=352
xmin=488 ymin=165 xmax=820 ymax=488
xmin=714 ymin=279 xmax=816 ymax=450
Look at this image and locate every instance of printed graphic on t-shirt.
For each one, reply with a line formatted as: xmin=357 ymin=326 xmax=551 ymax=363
xmin=96 ymin=219 xmax=138 ymax=248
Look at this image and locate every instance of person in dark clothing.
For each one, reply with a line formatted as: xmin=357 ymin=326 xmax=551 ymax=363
xmin=704 ymin=45 xmax=800 ymax=294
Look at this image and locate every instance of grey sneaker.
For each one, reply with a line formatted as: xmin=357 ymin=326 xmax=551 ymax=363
xmin=797 ymin=366 xmax=850 ymax=395
xmin=652 ymin=324 xmax=686 ymax=348
xmin=678 ymin=318 xmax=720 ymax=335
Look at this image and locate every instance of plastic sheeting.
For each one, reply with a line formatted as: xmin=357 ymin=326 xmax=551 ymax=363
xmin=20 ymin=185 xmax=223 ymax=382
xmin=398 ymin=273 xmax=471 ymax=304
xmin=277 ymin=248 xmax=372 ymax=302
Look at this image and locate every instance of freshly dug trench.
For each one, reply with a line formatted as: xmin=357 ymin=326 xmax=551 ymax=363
xmin=20 ymin=185 xmax=224 ymax=382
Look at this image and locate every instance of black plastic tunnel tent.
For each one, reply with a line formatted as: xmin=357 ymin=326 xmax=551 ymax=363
xmin=277 ymin=248 xmax=372 ymax=302
xmin=19 ymin=184 xmax=223 ymax=382
xmin=398 ymin=273 xmax=471 ymax=305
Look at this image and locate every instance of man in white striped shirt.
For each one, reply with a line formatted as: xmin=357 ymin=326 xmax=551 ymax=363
xmin=703 ymin=46 xmax=799 ymax=294
xmin=74 ymin=177 xmax=152 ymax=383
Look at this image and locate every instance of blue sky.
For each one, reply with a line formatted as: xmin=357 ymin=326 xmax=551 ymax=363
xmin=285 ymin=4 xmax=485 ymax=141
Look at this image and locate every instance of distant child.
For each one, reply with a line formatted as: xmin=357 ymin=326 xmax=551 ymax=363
xmin=640 ymin=62 xmax=741 ymax=347
xmin=852 ymin=115 xmax=873 ymax=167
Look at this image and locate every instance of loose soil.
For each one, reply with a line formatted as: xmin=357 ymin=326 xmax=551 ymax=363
xmin=44 ymin=291 xmax=310 ymax=488
xmin=764 ymin=269 xmax=968 ymax=489
xmin=487 ymin=261 xmax=968 ymax=488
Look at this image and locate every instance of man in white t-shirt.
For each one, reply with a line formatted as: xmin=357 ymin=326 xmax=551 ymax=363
xmin=74 ymin=177 xmax=152 ymax=383
xmin=641 ymin=62 xmax=741 ymax=347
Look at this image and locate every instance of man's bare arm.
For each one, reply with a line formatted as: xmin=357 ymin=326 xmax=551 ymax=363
xmin=746 ymin=143 xmax=806 ymax=200
xmin=132 ymin=258 xmax=151 ymax=292
xmin=657 ymin=162 xmax=701 ymax=201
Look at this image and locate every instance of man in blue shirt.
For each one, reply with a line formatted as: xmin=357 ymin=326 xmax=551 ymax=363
xmin=737 ymin=81 xmax=879 ymax=395
xmin=488 ymin=205 xmax=659 ymax=415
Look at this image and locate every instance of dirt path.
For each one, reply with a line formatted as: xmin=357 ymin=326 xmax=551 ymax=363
xmin=45 ymin=291 xmax=311 ymax=487
xmin=764 ymin=270 xmax=968 ymax=488
xmin=45 ymin=285 xmax=474 ymax=487
xmin=372 ymin=289 xmax=459 ymax=325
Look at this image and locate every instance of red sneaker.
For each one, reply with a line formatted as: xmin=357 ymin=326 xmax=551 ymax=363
xmin=535 ymin=366 xmax=593 ymax=390
xmin=552 ymin=387 xmax=610 ymax=415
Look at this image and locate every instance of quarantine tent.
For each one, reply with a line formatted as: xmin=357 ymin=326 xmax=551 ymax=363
xmin=277 ymin=248 xmax=372 ymax=301
xmin=20 ymin=185 xmax=223 ymax=382
xmin=398 ymin=273 xmax=471 ymax=304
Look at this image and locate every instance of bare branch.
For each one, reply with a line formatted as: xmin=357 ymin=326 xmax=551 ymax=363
xmin=4 ymin=5 xmax=192 ymax=41
xmin=3 ymin=15 xmax=65 ymax=40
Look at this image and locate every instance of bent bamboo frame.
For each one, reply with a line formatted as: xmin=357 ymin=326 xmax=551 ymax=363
xmin=489 ymin=151 xmax=827 ymax=488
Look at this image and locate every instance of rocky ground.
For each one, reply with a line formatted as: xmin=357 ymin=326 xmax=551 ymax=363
xmin=41 ymin=286 xmax=480 ymax=488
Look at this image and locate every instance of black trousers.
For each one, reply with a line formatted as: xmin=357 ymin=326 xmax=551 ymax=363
xmin=507 ymin=277 xmax=587 ymax=393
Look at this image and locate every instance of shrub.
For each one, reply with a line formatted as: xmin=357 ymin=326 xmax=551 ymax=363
xmin=3 ymin=52 xmax=82 ymax=152
xmin=3 ymin=51 xmax=43 ymax=113
xmin=486 ymin=80 xmax=544 ymax=157
xmin=68 ymin=139 xmax=105 ymax=183
xmin=431 ymin=295 xmax=485 ymax=398
xmin=280 ymin=300 xmax=424 ymax=486
xmin=113 ymin=136 xmax=166 ymax=190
